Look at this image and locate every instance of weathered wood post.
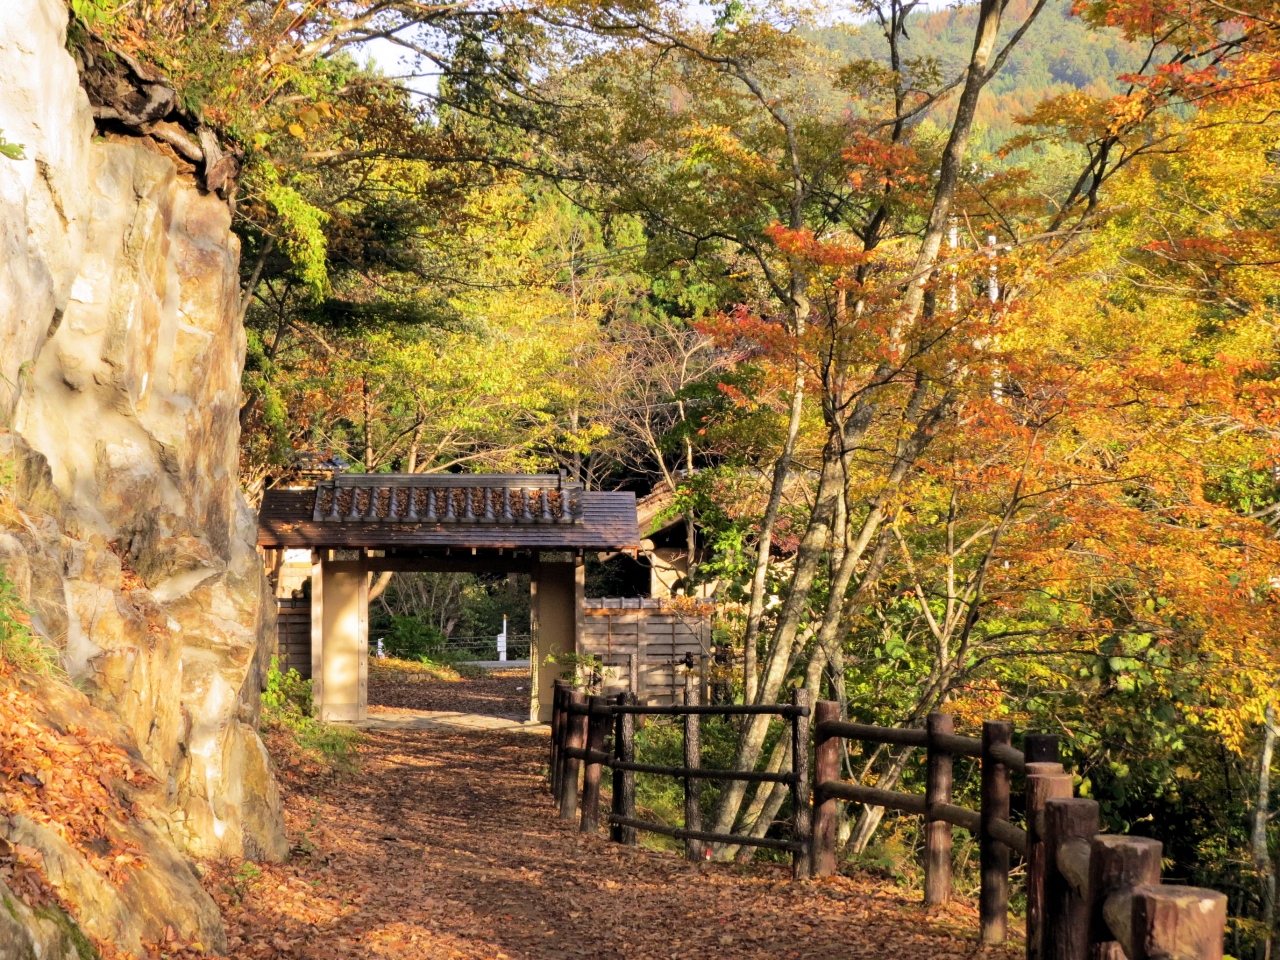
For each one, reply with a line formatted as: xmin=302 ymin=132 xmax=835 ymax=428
xmin=924 ymin=712 xmax=955 ymax=906
xmin=559 ymin=690 xmax=587 ymax=820
xmin=1128 ymin=885 xmax=1227 ymax=960
xmin=580 ymin=694 xmax=609 ymax=834
xmin=683 ymin=683 xmax=703 ymax=861
xmin=980 ymin=720 xmax=1014 ymax=944
xmin=811 ymin=699 xmax=841 ymax=878
xmin=1089 ymin=835 xmax=1162 ymax=959
xmin=548 ymin=682 xmax=560 ymax=795
xmin=550 ymin=679 xmax=571 ymax=796
xmin=1043 ymin=797 xmax=1100 ymax=960
xmin=611 ymin=692 xmax=637 ymax=845
xmin=1025 ymin=733 xmax=1059 ymax=764
xmin=791 ymin=688 xmax=812 ymax=880
xmin=1025 ymin=756 xmax=1072 ymax=960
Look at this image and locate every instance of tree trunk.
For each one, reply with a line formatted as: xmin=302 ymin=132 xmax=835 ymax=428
xmin=362 ymin=376 xmax=374 ymax=470
xmin=369 ymin=571 xmax=394 ymax=603
xmin=899 ymin=0 xmax=1012 ymax=329
xmin=731 ymin=633 xmax=835 ymax=859
xmin=741 ymin=327 xmax=807 ymax=705
xmin=713 ymin=385 xmax=949 ymax=842
xmin=238 ymin=236 xmax=275 ymax=325
xmin=407 ymin=421 xmax=424 ymax=473
xmin=1255 ymin=703 xmax=1277 ymax=959
xmin=710 ymin=427 xmax=846 ymax=843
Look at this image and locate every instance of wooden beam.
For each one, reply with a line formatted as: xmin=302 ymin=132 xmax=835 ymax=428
xmin=333 ymin=556 xmax=533 ymax=574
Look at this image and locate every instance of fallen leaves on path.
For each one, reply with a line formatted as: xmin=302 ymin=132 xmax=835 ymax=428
xmin=202 ymin=719 xmax=1021 ymax=960
xmin=369 ymin=661 xmax=529 ymax=718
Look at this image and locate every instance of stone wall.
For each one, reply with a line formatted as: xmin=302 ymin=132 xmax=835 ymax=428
xmin=0 ymin=0 xmax=286 ymax=952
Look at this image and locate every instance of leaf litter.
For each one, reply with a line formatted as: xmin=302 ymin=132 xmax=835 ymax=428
xmin=191 ymin=721 xmax=1022 ymax=960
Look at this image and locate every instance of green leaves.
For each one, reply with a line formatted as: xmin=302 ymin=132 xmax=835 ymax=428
xmin=0 ymin=130 xmax=24 ymax=161
xmin=262 ymin=176 xmax=330 ymax=298
xmin=69 ymin=0 xmax=115 ymax=30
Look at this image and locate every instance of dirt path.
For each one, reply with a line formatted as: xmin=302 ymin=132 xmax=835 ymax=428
xmin=369 ymin=664 xmax=530 ymax=717
xmin=209 ymin=725 xmax=1021 ymax=960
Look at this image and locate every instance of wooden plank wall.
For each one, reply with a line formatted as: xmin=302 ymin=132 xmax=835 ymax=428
xmin=277 ymin=598 xmax=312 ymax=679
xmin=579 ymin=599 xmax=709 ymax=706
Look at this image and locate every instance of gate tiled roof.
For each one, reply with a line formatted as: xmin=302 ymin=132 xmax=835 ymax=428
xmin=257 ymin=474 xmax=640 ymax=550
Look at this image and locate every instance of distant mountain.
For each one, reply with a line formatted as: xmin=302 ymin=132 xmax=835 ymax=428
xmin=806 ymin=0 xmax=1147 ymax=157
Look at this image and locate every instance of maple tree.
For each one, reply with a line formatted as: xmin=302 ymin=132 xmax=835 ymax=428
xmin=25 ymin=0 xmax=1280 ymax=949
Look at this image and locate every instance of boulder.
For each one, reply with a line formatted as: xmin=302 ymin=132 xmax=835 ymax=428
xmin=0 ymin=0 xmax=289 ymax=953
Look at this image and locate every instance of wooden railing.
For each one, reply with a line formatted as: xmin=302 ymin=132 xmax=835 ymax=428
xmin=548 ymin=689 xmax=1228 ymax=958
xmin=550 ymin=679 xmax=814 ymax=878
xmin=812 ymin=701 xmax=1226 ymax=959
xmin=812 ymin=706 xmax=1047 ymax=944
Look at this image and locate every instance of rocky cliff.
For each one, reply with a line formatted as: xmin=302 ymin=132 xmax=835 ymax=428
xmin=0 ymin=0 xmax=286 ymax=955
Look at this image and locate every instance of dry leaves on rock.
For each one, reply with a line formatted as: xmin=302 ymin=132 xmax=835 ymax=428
xmin=0 ymin=667 xmax=150 ymax=889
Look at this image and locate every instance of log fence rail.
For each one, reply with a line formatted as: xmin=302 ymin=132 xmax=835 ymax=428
xmin=548 ymin=687 xmax=1229 ymax=959
xmin=551 ymin=679 xmax=814 ymax=877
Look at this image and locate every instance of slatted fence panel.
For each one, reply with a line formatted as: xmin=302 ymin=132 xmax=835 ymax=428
xmin=579 ymin=599 xmax=708 ymax=706
xmin=277 ymin=598 xmax=312 ymax=679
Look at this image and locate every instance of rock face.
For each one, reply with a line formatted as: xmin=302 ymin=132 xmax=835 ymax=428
xmin=0 ymin=0 xmax=287 ymax=952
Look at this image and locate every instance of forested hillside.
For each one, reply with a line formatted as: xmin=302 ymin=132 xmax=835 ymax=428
xmin=5 ymin=0 xmax=1279 ymax=954
xmin=811 ymin=0 xmax=1150 ymax=154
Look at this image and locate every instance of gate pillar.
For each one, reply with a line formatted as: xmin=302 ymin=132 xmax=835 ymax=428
xmin=312 ymin=555 xmax=368 ymax=722
xmin=529 ymin=556 xmax=583 ymax=722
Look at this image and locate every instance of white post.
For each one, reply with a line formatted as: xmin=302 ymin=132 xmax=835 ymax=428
xmin=497 ymin=615 xmax=507 ymax=662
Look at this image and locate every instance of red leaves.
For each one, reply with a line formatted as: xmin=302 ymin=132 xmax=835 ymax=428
xmin=765 ymin=224 xmax=874 ymax=269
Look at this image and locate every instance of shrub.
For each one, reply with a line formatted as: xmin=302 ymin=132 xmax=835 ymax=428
xmin=260 ymin=657 xmax=358 ymax=769
xmin=382 ymin=616 xmax=445 ymax=661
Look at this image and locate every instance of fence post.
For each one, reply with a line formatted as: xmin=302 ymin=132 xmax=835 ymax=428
xmin=791 ymin=688 xmax=812 ymax=880
xmin=924 ymin=712 xmax=954 ymax=906
xmin=580 ymin=695 xmax=608 ymax=834
xmin=548 ymin=682 xmax=560 ymax=795
xmin=1026 ymin=757 xmax=1072 ymax=960
xmin=611 ymin=692 xmax=637 ymax=845
xmin=683 ymin=683 xmax=703 ymax=861
xmin=811 ymin=700 xmax=841 ymax=878
xmin=980 ymin=720 xmax=1013 ymax=944
xmin=559 ymin=690 xmax=587 ymax=820
xmin=1129 ymin=885 xmax=1227 ymax=960
xmin=550 ymin=679 xmax=570 ymax=796
xmin=1089 ymin=835 xmax=1162 ymax=959
xmin=1025 ymin=733 xmax=1059 ymax=764
xmin=1044 ymin=797 xmax=1100 ymax=960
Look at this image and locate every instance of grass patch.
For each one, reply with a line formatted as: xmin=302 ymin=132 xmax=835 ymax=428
xmin=260 ymin=658 xmax=359 ymax=772
xmin=0 ymin=568 xmax=60 ymax=677
xmin=369 ymin=656 xmax=485 ymax=681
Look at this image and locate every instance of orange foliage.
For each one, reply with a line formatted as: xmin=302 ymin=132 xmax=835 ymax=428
xmin=0 ymin=667 xmax=152 ymax=898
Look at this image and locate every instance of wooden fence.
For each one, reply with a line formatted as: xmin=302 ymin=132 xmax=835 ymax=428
xmin=550 ymin=680 xmax=814 ymax=878
xmin=579 ymin=599 xmax=708 ymax=707
xmin=276 ymin=598 xmax=311 ymax=678
xmin=548 ymin=692 xmax=1229 ymax=959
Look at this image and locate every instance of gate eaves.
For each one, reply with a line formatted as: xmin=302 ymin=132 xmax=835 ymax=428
xmin=257 ymin=473 xmax=640 ymax=552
